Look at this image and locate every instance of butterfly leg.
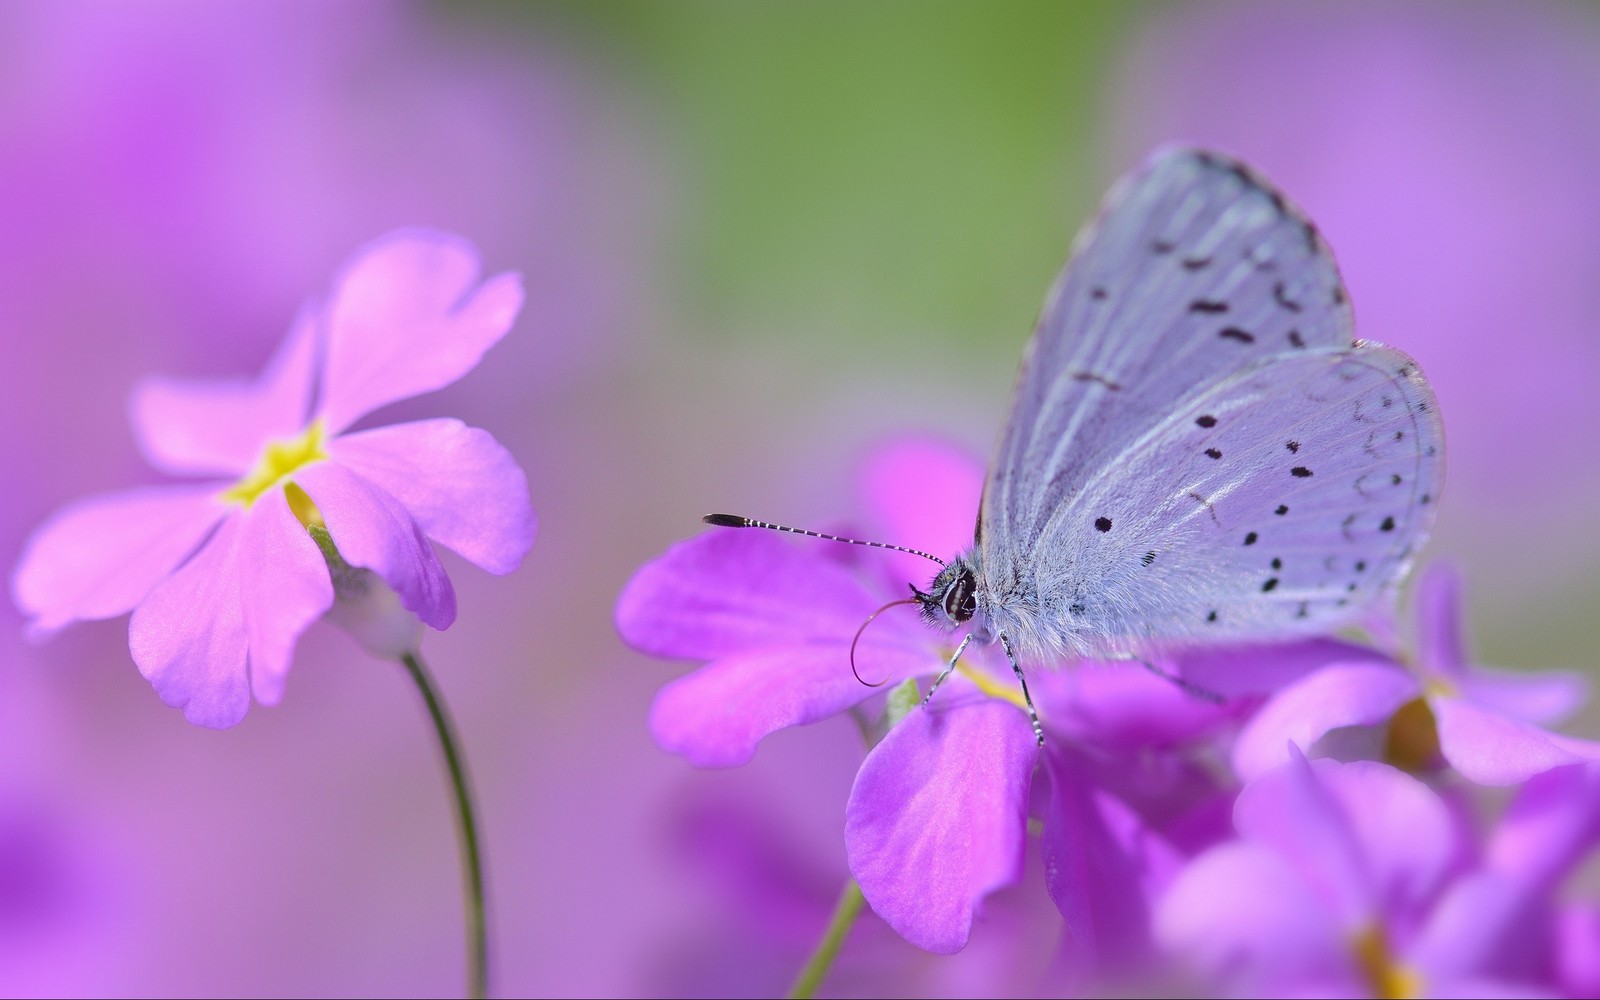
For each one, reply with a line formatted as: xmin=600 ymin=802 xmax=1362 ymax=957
xmin=1117 ymin=653 xmax=1224 ymax=704
xmin=922 ymin=632 xmax=973 ymax=706
xmin=998 ymin=633 xmax=1046 ymax=747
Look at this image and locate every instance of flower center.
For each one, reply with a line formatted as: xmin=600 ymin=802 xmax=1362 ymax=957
xmin=1383 ymin=696 xmax=1442 ymax=773
xmin=1351 ymin=923 xmax=1422 ymax=999
xmin=221 ymin=421 xmax=329 ymax=512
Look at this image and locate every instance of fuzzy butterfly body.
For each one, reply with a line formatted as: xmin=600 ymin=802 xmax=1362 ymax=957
xmin=923 ymin=149 xmax=1444 ymax=670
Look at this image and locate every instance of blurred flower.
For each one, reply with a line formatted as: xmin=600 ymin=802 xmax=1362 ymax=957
xmin=1233 ymin=564 xmax=1598 ymax=784
xmin=0 ymin=0 xmax=646 ymax=557
xmin=1160 ymin=753 xmax=1600 ymax=996
xmin=11 ymin=231 xmax=534 ymax=727
xmin=1106 ymin=0 xmax=1600 ymax=579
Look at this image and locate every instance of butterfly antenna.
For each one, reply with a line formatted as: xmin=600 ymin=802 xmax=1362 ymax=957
xmin=703 ymin=514 xmax=946 ymax=567
xmin=849 ymin=597 xmax=921 ymax=687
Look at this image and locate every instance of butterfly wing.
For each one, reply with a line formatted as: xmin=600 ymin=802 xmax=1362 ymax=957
xmin=975 ymin=148 xmax=1446 ymax=654
xmin=1011 ymin=341 xmax=1443 ymax=655
xmin=982 ymin=148 xmax=1354 ymax=573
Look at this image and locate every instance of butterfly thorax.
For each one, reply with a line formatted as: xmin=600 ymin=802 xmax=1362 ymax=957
xmin=919 ymin=547 xmax=1116 ymax=661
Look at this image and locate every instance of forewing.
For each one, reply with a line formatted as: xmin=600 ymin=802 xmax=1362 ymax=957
xmin=983 ymin=149 xmax=1353 ymax=574
xmin=1026 ymin=343 xmax=1443 ymax=650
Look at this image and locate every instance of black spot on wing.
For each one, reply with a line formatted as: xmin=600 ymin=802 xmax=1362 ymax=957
xmin=1205 ymin=447 xmax=1222 ymax=460
xmin=1291 ymin=466 xmax=1313 ymax=478
xmin=1095 ymin=517 xmax=1112 ymax=532
xmin=1219 ymin=327 xmax=1255 ymax=344
xmin=1190 ymin=299 xmax=1229 ymax=314
xmin=1195 ymin=414 xmax=1217 ymax=428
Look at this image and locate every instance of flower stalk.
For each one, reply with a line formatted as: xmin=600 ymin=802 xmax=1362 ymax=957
xmin=788 ymin=879 xmax=866 ymax=1000
xmin=401 ymin=650 xmax=488 ymax=999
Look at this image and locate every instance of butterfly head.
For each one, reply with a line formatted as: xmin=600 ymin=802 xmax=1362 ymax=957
xmin=914 ymin=556 xmax=978 ymax=631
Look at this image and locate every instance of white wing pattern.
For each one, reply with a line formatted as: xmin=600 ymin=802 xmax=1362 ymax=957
xmin=976 ymin=149 xmax=1443 ymax=657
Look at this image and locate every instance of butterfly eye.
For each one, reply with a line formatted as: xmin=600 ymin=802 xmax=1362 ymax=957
xmin=943 ymin=569 xmax=977 ymax=623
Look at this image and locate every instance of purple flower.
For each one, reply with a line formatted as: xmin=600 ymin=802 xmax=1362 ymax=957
xmin=1160 ymin=752 xmax=1600 ymax=996
xmin=11 ymin=230 xmax=534 ymax=728
xmin=619 ymin=438 xmax=1044 ymax=951
xmin=1233 ymin=565 xmax=1598 ymax=785
xmin=621 ymin=436 xmax=1383 ymax=960
xmin=1157 ymin=753 xmax=1460 ymax=995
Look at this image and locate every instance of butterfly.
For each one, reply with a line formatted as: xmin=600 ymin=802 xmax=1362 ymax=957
xmin=710 ymin=148 xmax=1444 ymax=745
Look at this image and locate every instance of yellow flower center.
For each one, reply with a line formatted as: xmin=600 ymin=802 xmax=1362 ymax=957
xmin=956 ymin=660 xmax=1030 ymax=712
xmin=1352 ymin=923 xmax=1423 ymax=999
xmin=221 ymin=420 xmax=329 ymax=522
xmin=1383 ymin=696 xmax=1442 ymax=774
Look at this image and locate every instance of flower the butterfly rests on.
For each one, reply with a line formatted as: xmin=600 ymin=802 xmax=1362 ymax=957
xmin=11 ymin=229 xmax=535 ymax=727
xmin=706 ymin=148 xmax=1445 ymax=742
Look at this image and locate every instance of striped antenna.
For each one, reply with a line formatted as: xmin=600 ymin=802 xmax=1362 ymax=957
xmin=702 ymin=513 xmax=946 ymax=567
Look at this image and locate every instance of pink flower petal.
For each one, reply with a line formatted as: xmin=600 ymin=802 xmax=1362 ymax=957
xmin=294 ymin=461 xmax=455 ymax=630
xmin=845 ymin=690 xmax=1038 ymax=954
xmin=1237 ymin=756 xmax=1459 ymax=929
xmin=648 ymin=638 xmax=937 ymax=768
xmin=1234 ymin=755 xmax=1375 ymax=926
xmin=129 ymin=307 xmax=318 ymax=477
xmin=238 ymin=489 xmax=333 ymax=705
xmin=1232 ymin=662 xmax=1421 ymax=781
xmin=1417 ymin=563 xmax=1468 ymax=679
xmin=315 ymin=230 xmax=523 ymax=434
xmin=128 ymin=514 xmax=249 ymax=728
xmin=1042 ymin=746 xmax=1183 ymax=974
xmin=326 ymin=418 xmax=533 ymax=575
xmin=617 ymin=528 xmax=922 ymax=661
xmin=1557 ymin=903 xmax=1600 ymax=999
xmin=1408 ymin=871 xmax=1548 ymax=989
xmin=1175 ymin=636 xmax=1393 ymax=699
xmin=1315 ymin=760 xmax=1460 ymax=918
xmin=1048 ymin=659 xmax=1235 ymax=751
xmin=1434 ymin=697 xmax=1600 ymax=786
xmin=1487 ymin=763 xmax=1600 ymax=894
xmin=856 ymin=436 xmax=984 ymax=588
xmin=1456 ymin=665 xmax=1589 ymax=727
xmin=1155 ymin=841 xmax=1355 ymax=994
xmin=11 ymin=484 xmax=228 ymax=637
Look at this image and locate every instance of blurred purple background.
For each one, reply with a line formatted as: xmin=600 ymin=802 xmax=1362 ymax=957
xmin=2 ymin=2 xmax=1597 ymax=996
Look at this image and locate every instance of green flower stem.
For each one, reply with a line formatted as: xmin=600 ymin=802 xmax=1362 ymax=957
xmin=401 ymin=651 xmax=488 ymax=999
xmin=788 ymin=878 xmax=866 ymax=1000
xmin=790 ymin=678 xmax=922 ymax=999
